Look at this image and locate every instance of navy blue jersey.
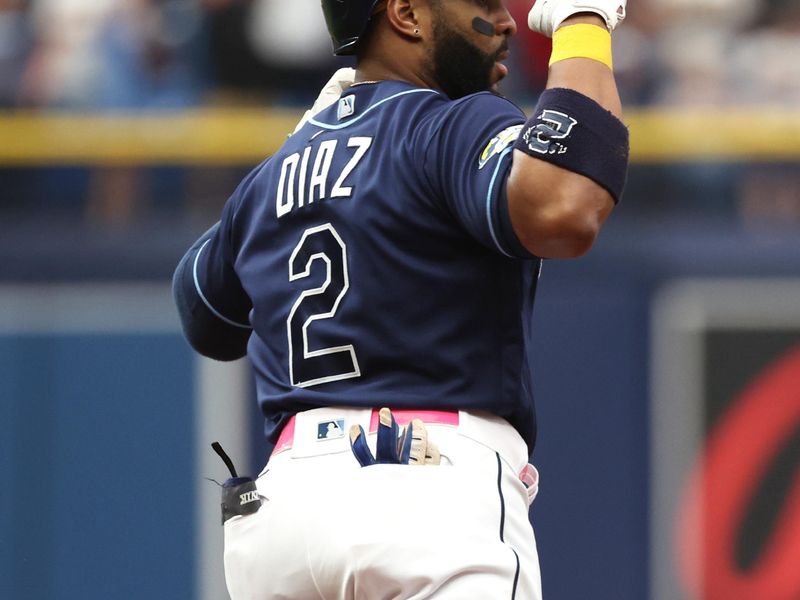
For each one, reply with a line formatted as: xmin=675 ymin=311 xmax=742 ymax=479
xmin=192 ymin=80 xmax=542 ymax=452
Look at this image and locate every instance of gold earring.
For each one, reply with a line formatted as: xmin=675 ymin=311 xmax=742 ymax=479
xmin=414 ymin=28 xmax=420 ymax=36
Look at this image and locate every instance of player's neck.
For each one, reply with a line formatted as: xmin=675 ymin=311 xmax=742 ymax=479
xmin=355 ymin=56 xmax=437 ymax=92
xmin=355 ymin=25 xmax=439 ymax=92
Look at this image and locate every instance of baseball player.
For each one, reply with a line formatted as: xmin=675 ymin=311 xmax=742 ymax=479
xmin=174 ymin=0 xmax=629 ymax=598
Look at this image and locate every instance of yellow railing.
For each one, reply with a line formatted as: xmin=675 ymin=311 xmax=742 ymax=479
xmin=1 ymin=108 xmax=799 ymax=166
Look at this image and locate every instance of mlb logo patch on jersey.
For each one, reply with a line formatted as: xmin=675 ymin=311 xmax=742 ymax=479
xmin=478 ymin=124 xmax=523 ymax=169
xmin=338 ymin=95 xmax=356 ymax=120
xmin=317 ymin=419 xmax=346 ymax=440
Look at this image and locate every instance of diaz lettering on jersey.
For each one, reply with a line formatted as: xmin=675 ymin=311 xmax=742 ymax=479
xmin=276 ymin=136 xmax=373 ymax=218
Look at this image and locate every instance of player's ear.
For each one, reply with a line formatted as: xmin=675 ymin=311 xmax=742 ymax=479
xmin=385 ymin=0 xmax=427 ymax=42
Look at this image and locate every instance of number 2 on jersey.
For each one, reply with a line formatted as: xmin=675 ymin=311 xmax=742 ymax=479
xmin=287 ymin=223 xmax=361 ymax=387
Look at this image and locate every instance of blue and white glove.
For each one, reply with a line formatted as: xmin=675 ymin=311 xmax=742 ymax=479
xmin=528 ymin=0 xmax=627 ymax=37
xmin=349 ymin=407 xmax=441 ymax=466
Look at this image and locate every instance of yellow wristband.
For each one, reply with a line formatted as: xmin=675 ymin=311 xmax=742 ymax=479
xmin=549 ymin=24 xmax=613 ymax=70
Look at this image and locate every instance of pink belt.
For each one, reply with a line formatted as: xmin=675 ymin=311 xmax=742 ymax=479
xmin=273 ymin=409 xmax=459 ymax=455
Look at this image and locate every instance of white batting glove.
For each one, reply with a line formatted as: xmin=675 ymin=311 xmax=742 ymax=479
xmin=528 ymin=0 xmax=627 ymax=37
xmin=293 ymin=67 xmax=356 ymax=133
xmin=400 ymin=418 xmax=441 ymax=466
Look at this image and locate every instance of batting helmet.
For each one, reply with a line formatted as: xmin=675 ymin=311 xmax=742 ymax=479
xmin=321 ymin=0 xmax=384 ymax=55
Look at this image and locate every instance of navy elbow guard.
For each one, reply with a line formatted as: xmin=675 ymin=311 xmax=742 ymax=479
xmin=514 ymin=88 xmax=630 ymax=203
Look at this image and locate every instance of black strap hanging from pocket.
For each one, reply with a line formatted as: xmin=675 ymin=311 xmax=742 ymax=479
xmin=212 ymin=442 xmax=263 ymax=524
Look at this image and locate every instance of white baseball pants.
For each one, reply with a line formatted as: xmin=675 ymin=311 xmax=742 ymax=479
xmin=223 ymin=408 xmax=542 ymax=600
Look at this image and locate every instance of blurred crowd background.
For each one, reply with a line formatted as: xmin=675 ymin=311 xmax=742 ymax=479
xmin=0 ymin=0 xmax=799 ymax=264
xmin=1 ymin=0 xmax=799 ymax=110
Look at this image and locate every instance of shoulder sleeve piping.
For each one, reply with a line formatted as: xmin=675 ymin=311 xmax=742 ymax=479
xmin=420 ymin=94 xmax=530 ymax=258
xmin=192 ymin=240 xmax=252 ymax=329
xmin=486 ymin=148 xmax=515 ymax=258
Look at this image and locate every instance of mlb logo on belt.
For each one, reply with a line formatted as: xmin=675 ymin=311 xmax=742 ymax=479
xmin=317 ymin=419 xmax=346 ymax=440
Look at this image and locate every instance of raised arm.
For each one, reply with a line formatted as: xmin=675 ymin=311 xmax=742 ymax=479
xmin=507 ymin=0 xmax=629 ymax=258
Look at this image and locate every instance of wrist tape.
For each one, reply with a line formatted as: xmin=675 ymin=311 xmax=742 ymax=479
xmin=513 ymin=88 xmax=629 ymax=203
xmin=549 ymin=24 xmax=613 ymax=70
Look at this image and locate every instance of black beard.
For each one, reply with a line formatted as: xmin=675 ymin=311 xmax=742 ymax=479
xmin=430 ymin=18 xmax=504 ymax=99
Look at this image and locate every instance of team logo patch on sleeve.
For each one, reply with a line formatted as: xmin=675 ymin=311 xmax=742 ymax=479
xmin=478 ymin=124 xmax=523 ymax=169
